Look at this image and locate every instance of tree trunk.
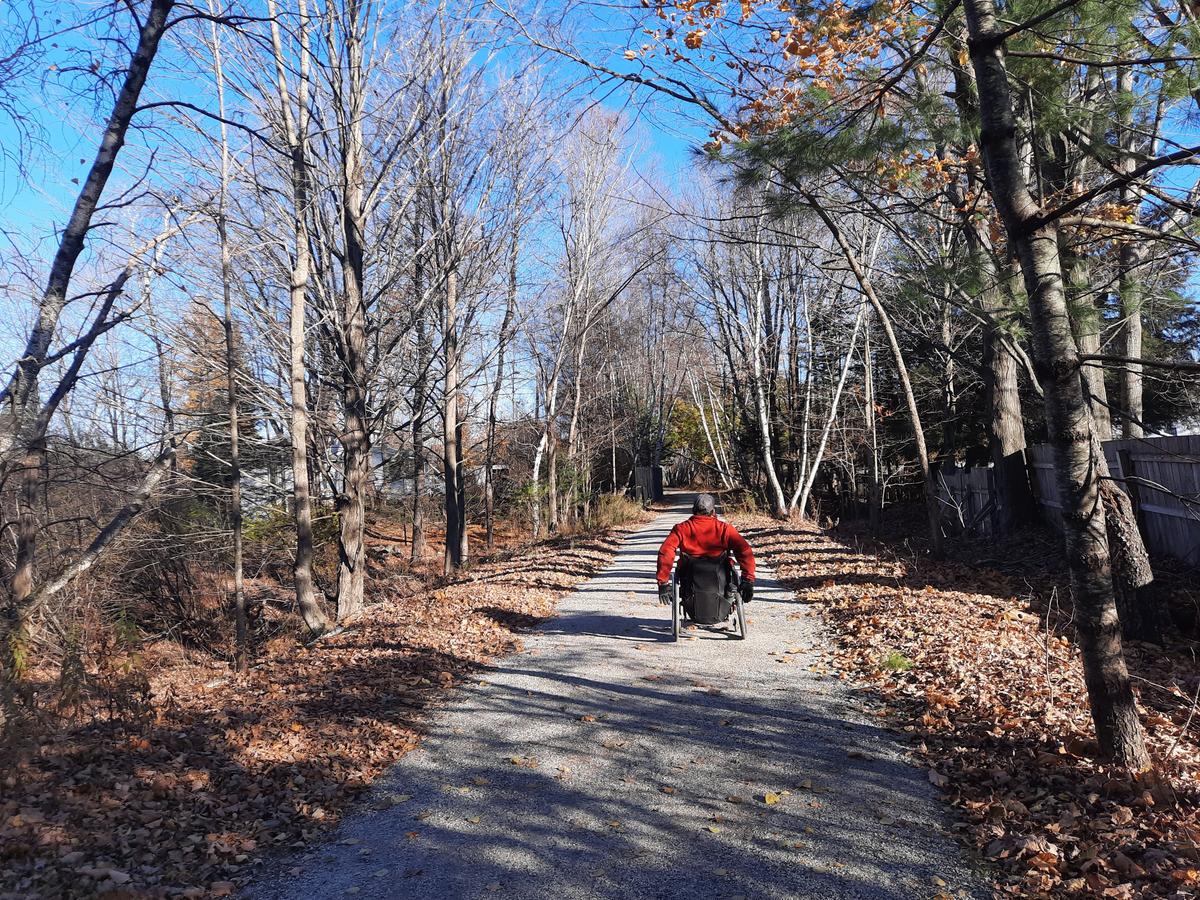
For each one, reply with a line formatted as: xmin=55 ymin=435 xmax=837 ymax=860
xmin=940 ymin=298 xmax=957 ymax=457
xmin=442 ymin=265 xmax=465 ymax=573
xmin=690 ymin=371 xmax=732 ymax=489
xmin=1091 ymin=434 xmax=1164 ymax=643
xmin=456 ymin=383 xmax=469 ymax=565
xmin=864 ymin=312 xmax=882 ymax=533
xmin=947 ymin=55 xmax=1032 ymax=533
xmin=1117 ymin=246 xmax=1146 ymax=439
xmin=530 ymin=430 xmax=546 ymax=537
xmin=1099 ymin=477 xmax=1161 ymax=643
xmin=218 ymin=213 xmax=247 ymax=671
xmin=563 ymin=303 xmax=594 ymax=527
xmin=285 ymin=195 xmax=328 ymax=636
xmin=980 ymin=264 xmax=1032 ymax=533
xmin=411 ymin=314 xmax=430 ymax=563
xmin=1117 ymin=63 xmax=1145 ymax=439
xmin=333 ymin=280 xmax=371 ymax=624
xmin=2 ymin=0 xmax=177 ymax=683
xmin=794 ymin=304 xmax=865 ymax=517
xmin=268 ymin=0 xmax=330 ymax=635
xmin=531 ymin=340 xmax=570 ymax=537
xmin=965 ymin=0 xmax=1149 ymax=769
xmin=794 ymin=283 xmax=815 ymax=513
xmin=610 ymin=369 xmax=618 ymax=490
xmin=749 ymin=224 xmax=788 ymax=518
xmin=333 ymin=8 xmax=370 ymax=623
xmin=142 ymin=217 xmax=178 ymax=468
xmin=804 ymin=195 xmax=943 ymax=556
xmin=547 ymin=431 xmax=560 ymax=532
xmin=211 ymin=12 xmax=247 ymax=672
xmin=486 ymin=226 xmax=519 ymax=548
xmin=1064 ymin=248 xmax=1113 ymax=441
xmin=4 ymin=441 xmax=41 ymax=680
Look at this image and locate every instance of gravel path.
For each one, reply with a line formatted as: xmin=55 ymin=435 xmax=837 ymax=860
xmin=249 ymin=497 xmax=985 ymax=899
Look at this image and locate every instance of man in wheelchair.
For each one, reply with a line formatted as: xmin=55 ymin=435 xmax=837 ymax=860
xmin=655 ymin=494 xmax=756 ymax=625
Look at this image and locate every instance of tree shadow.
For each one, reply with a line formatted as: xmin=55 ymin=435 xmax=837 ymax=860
xmin=2 ymin=526 xmax=635 ymax=896
xmin=746 ymin=514 xmax=1200 ymax=894
xmin=246 ymin=644 xmax=987 ymax=900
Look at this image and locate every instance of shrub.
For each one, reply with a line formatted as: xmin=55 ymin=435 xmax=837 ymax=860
xmin=590 ymin=492 xmax=644 ymax=530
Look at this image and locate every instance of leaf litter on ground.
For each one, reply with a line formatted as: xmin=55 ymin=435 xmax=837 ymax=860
xmin=735 ymin=512 xmax=1200 ymax=899
xmin=0 ymin=522 xmax=644 ymax=898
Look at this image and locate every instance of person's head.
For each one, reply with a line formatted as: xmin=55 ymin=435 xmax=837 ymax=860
xmin=692 ymin=493 xmax=716 ymax=516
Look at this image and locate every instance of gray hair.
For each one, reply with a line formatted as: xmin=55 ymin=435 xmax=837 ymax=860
xmin=693 ymin=493 xmax=716 ymax=516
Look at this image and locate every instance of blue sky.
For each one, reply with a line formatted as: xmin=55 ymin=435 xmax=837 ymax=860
xmin=4 ymin=1 xmax=1198 ymax=308
xmin=0 ymin=0 xmax=714 ymax=272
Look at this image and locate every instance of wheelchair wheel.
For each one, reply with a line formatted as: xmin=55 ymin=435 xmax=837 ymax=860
xmin=671 ymin=575 xmax=680 ymax=642
xmin=734 ymin=595 xmax=747 ymax=640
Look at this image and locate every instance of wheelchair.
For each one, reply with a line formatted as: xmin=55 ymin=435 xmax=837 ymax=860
xmin=669 ymin=553 xmax=747 ymax=642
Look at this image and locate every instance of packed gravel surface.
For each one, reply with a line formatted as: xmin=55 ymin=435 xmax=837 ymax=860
xmin=248 ymin=496 xmax=985 ymax=899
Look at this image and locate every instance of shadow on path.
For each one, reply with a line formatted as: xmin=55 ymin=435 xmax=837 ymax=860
xmin=248 ymin=494 xmax=985 ymax=900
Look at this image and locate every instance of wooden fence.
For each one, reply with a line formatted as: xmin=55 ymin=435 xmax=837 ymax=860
xmin=939 ymin=435 xmax=1200 ymax=567
xmin=937 ymin=466 xmax=996 ymax=534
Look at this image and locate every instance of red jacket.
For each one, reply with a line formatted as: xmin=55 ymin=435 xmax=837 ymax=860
xmin=656 ymin=514 xmax=755 ymax=585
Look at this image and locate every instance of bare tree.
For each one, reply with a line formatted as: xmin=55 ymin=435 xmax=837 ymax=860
xmin=266 ymin=0 xmax=332 ymax=635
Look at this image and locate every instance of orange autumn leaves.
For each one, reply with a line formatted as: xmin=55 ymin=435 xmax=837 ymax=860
xmin=628 ymin=0 xmax=921 ymax=142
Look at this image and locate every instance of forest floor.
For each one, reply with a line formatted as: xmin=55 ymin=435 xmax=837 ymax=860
xmin=0 ymin=514 xmax=648 ymax=899
xmin=244 ymin=494 xmax=983 ymax=900
xmin=6 ymin=502 xmax=1198 ymax=899
xmin=739 ymin=510 xmax=1200 ymax=899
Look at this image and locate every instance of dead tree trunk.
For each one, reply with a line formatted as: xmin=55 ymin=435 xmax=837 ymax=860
xmin=1091 ymin=433 xmax=1165 ymax=643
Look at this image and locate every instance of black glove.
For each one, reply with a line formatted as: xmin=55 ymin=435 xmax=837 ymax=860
xmin=739 ymin=580 xmax=754 ymax=604
xmin=658 ymin=583 xmax=673 ymax=606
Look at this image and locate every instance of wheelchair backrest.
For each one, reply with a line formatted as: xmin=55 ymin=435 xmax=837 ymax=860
xmin=681 ymin=554 xmax=727 ymax=595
